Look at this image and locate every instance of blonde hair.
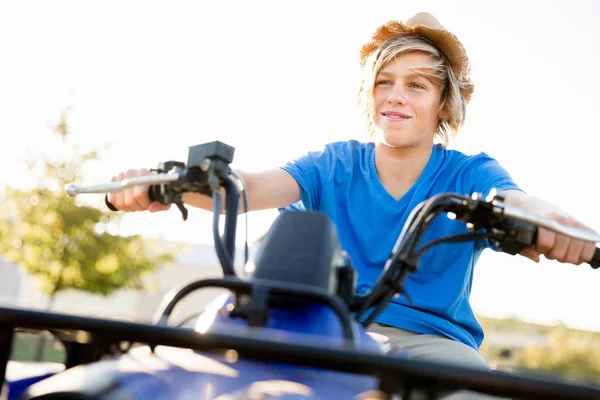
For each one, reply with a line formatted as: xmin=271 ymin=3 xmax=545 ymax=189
xmin=357 ymin=34 xmax=467 ymax=146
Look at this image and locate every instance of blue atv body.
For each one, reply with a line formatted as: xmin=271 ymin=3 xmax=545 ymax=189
xmin=12 ymin=296 xmax=385 ymax=399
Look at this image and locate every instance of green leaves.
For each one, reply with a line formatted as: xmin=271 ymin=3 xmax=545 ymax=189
xmin=0 ymin=109 xmax=177 ymax=299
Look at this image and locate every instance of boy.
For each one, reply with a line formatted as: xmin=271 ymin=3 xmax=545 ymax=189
xmin=109 ymin=11 xmax=594 ymax=375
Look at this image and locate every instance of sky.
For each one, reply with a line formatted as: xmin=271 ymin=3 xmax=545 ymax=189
xmin=1 ymin=0 xmax=600 ymax=332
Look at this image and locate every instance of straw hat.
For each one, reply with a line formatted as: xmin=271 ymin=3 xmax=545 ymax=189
xmin=360 ymin=12 xmax=474 ymax=102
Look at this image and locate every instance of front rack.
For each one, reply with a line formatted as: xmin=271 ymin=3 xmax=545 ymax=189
xmin=1 ymin=306 xmax=599 ymax=400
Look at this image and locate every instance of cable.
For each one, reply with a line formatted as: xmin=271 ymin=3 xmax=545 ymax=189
xmin=231 ymin=170 xmax=249 ymax=267
xmin=212 ymin=190 xmax=234 ymax=275
xmin=355 ymin=194 xmax=468 ymax=322
xmin=405 ymin=194 xmax=465 ymax=256
xmin=414 ymin=232 xmax=492 ymax=259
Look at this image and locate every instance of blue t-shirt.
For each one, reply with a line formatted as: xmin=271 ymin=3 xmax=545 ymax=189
xmin=280 ymin=140 xmax=522 ymax=350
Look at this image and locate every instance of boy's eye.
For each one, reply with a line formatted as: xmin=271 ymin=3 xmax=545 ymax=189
xmin=409 ymin=83 xmax=426 ymax=90
xmin=375 ymin=80 xmax=393 ymax=86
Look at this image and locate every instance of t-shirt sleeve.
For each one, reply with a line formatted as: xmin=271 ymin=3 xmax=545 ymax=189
xmin=462 ymin=152 xmax=524 ymax=198
xmin=279 ymin=144 xmax=335 ymax=211
xmin=461 ymin=152 xmax=525 ymax=252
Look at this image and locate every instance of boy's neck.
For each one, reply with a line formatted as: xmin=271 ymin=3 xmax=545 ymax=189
xmin=374 ymin=141 xmax=434 ymax=200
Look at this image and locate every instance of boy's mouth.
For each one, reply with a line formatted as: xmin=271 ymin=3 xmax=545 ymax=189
xmin=381 ymin=111 xmax=412 ymax=120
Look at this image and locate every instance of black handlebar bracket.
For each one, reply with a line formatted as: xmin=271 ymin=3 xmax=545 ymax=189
xmin=148 ymin=141 xmax=237 ymax=221
xmin=187 ymin=141 xmax=235 ymax=167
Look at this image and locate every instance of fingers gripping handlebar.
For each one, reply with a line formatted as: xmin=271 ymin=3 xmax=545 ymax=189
xmin=467 ymin=192 xmax=600 ymax=269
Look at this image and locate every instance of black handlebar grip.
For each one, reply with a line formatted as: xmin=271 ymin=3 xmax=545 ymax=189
xmin=589 ymin=248 xmax=600 ymax=269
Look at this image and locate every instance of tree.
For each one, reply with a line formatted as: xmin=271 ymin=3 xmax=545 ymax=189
xmin=514 ymin=325 xmax=600 ymax=384
xmin=0 ymin=108 xmax=177 ymax=359
xmin=478 ymin=315 xmax=600 ymax=384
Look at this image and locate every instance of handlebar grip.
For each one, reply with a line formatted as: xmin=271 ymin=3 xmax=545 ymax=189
xmin=589 ymin=248 xmax=600 ymax=269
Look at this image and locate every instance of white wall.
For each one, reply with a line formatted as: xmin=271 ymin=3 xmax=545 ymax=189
xmin=0 ymin=258 xmax=22 ymax=306
xmin=0 ymin=241 xmax=249 ymax=324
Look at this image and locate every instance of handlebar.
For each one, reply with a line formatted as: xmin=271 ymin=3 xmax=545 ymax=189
xmin=65 ymin=174 xmax=181 ymax=196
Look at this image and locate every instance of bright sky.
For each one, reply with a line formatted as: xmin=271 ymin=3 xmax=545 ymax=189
xmin=1 ymin=0 xmax=600 ymax=332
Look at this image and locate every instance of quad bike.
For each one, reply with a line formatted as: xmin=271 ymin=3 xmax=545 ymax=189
xmin=1 ymin=141 xmax=599 ymax=399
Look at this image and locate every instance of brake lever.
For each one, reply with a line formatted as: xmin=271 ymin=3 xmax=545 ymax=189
xmin=175 ymin=199 xmax=188 ymax=221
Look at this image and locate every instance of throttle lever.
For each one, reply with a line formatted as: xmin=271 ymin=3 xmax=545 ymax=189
xmin=175 ymin=200 xmax=188 ymax=221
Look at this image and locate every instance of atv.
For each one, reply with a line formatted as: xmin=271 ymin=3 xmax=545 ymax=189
xmin=1 ymin=141 xmax=599 ymax=399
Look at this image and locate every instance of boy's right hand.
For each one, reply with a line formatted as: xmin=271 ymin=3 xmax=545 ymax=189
xmin=107 ymin=168 xmax=171 ymax=213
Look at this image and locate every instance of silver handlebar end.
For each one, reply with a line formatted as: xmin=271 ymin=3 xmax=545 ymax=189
xmin=64 ymin=174 xmax=181 ymax=196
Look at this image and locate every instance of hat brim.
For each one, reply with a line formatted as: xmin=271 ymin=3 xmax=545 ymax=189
xmin=360 ymin=21 xmax=474 ymax=102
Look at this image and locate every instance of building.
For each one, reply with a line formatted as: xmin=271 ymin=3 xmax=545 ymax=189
xmin=0 ymin=241 xmax=249 ymax=324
